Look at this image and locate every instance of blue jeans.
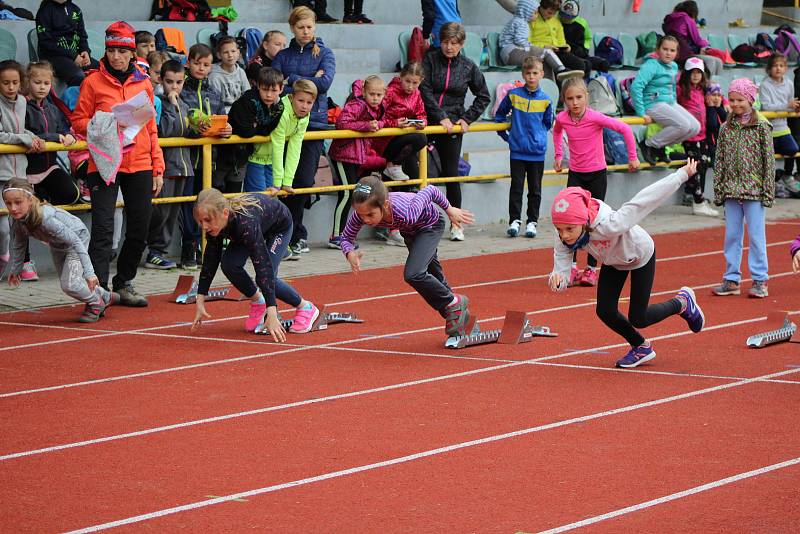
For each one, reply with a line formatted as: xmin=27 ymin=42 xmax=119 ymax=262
xmin=243 ymin=162 xmax=273 ymax=192
xmin=220 ymin=222 xmax=302 ymax=307
xmin=723 ymin=199 xmax=769 ymax=283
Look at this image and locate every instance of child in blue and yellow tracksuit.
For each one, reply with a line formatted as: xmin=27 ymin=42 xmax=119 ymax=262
xmin=494 ymin=56 xmax=554 ymax=239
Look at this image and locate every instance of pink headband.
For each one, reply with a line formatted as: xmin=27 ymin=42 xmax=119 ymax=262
xmin=728 ymin=78 xmax=758 ymax=103
xmin=551 ymin=187 xmax=600 ymax=226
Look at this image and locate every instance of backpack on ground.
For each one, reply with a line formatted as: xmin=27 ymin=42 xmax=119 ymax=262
xmin=755 ymin=32 xmax=776 ymax=51
xmin=618 ymin=76 xmax=636 ymax=114
xmin=595 ymin=36 xmax=623 ymax=67
xmin=775 ymin=28 xmax=800 ymax=63
xmin=588 ymin=73 xmax=620 ymax=117
xmin=603 ymin=128 xmax=629 ymax=165
xmin=731 ymin=43 xmax=770 ymax=64
xmin=154 ymin=27 xmax=188 ymax=61
xmin=237 ymin=27 xmax=264 ymax=63
xmin=491 ymin=80 xmax=523 ymax=116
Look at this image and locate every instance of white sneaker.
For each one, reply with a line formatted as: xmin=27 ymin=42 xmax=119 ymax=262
xmin=783 ymin=174 xmax=800 ymax=194
xmin=383 ymin=165 xmax=409 ymax=181
xmin=692 ymin=200 xmax=719 ymax=217
xmin=507 ymin=219 xmax=521 ymax=237
xmin=385 ymin=229 xmax=405 ymax=246
xmin=450 ymin=227 xmax=465 ymax=241
xmin=525 ymin=221 xmax=537 ymax=238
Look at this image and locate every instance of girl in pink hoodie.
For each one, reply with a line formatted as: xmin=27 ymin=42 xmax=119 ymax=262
xmin=677 ymin=56 xmax=719 ymax=217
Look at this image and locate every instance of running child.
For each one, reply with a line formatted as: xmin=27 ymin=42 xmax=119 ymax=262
xmin=340 ymin=176 xmax=475 ymax=337
xmin=676 ymin=57 xmax=718 ymax=217
xmin=631 ymin=35 xmax=700 ymax=165
xmin=758 ymin=53 xmax=800 ymax=187
xmin=551 ymin=77 xmax=640 ymax=287
xmin=712 ymin=78 xmax=775 ymax=299
xmin=190 ymin=188 xmax=320 ymax=341
xmin=548 ymin=159 xmax=705 ymax=368
xmin=495 ymin=56 xmax=555 ymax=241
xmin=3 ymin=179 xmax=119 ymax=322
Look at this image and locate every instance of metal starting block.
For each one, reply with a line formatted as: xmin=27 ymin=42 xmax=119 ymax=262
xmin=170 ymin=274 xmax=246 ymax=304
xmin=254 ymin=305 xmax=363 ymax=334
xmin=445 ymin=310 xmax=557 ymax=349
xmin=746 ymin=312 xmax=798 ymax=348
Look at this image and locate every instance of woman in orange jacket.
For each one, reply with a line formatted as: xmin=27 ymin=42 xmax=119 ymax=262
xmin=72 ymin=21 xmax=164 ymax=307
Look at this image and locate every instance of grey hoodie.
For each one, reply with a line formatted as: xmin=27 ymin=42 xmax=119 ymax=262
xmin=8 ymin=204 xmax=94 ymax=278
xmin=208 ymin=64 xmax=250 ymax=113
xmin=552 ymin=169 xmax=689 ymax=283
xmin=0 ymin=94 xmax=35 ymax=181
xmin=499 ymin=0 xmax=540 ymax=52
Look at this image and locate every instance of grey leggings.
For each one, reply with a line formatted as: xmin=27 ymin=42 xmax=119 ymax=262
xmin=403 ymin=216 xmax=453 ymax=314
xmin=52 ymin=248 xmax=108 ymax=304
xmin=644 ymin=102 xmax=701 ymax=149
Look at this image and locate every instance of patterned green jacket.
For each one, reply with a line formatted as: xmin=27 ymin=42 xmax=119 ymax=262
xmin=713 ymin=115 xmax=775 ymax=207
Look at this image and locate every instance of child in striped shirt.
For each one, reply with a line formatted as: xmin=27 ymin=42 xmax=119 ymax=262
xmin=340 ymin=176 xmax=475 ymax=338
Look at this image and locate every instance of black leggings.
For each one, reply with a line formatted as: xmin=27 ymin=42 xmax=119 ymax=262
xmin=567 ymin=169 xmax=607 ymax=268
xmin=330 ymin=160 xmax=358 ymax=238
xmin=428 ymin=133 xmax=463 ymax=208
xmin=343 ymin=0 xmax=363 ymax=16
xmin=595 ymin=251 xmax=682 ymax=348
xmin=682 ymin=141 xmax=709 ymax=203
xmin=556 ymin=50 xmax=592 ymax=78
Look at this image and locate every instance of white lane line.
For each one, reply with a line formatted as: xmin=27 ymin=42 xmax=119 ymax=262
xmin=538 ymin=457 xmax=800 ymax=533
xmin=2 ymin=272 xmax=796 ymax=399
xmin=66 ymin=366 xmax=800 ymax=533
xmin=5 ymin=311 xmax=794 ymax=462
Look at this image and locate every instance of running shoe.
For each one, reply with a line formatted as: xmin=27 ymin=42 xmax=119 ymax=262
xmin=712 ymin=279 xmax=740 ymax=296
xmin=289 ymin=302 xmax=320 ymax=333
xmin=507 ymin=219 xmax=521 ymax=237
xmin=525 ymin=221 xmax=537 ymax=238
xmin=748 ymin=280 xmax=769 ymax=298
xmin=444 ymin=294 xmax=470 ymax=337
xmin=677 ymin=286 xmax=704 ymax=333
xmin=616 ymin=344 xmax=656 ymax=368
xmin=579 ymin=267 xmax=598 ymax=287
xmin=19 ymin=261 xmax=39 ymax=281
xmin=245 ymin=301 xmax=267 ymax=332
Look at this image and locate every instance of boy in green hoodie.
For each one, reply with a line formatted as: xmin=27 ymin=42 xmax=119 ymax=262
xmin=271 ymin=79 xmax=316 ymax=193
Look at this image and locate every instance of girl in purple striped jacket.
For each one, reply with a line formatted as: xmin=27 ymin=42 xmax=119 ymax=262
xmin=339 ymin=175 xmax=475 ymax=338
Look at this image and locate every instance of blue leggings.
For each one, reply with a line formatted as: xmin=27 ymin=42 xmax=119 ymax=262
xmin=221 ymin=223 xmax=302 ymax=307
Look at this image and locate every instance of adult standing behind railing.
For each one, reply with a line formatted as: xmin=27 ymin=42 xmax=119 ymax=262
xmin=272 ymin=6 xmax=336 ymax=258
xmin=420 ymin=22 xmax=490 ymax=242
xmin=71 ymin=21 xmax=164 ymax=307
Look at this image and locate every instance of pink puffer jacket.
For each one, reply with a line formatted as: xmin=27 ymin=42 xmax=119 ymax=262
xmin=329 ymin=79 xmax=385 ymax=165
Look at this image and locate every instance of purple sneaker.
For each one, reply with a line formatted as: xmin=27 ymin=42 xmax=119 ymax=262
xmin=677 ymin=286 xmax=704 ymax=333
xmin=616 ymin=344 xmax=656 ymax=368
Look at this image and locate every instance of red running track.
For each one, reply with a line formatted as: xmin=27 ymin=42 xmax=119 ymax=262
xmin=0 ymin=222 xmax=798 ymax=532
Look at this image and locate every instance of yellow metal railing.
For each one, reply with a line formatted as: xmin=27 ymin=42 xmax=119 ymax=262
xmin=1 ymin=111 xmax=798 ymax=216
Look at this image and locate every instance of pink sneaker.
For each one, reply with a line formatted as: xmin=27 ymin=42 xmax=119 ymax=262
xmin=289 ymin=302 xmax=320 ymax=333
xmin=245 ymin=301 xmax=267 ymax=332
xmin=568 ymin=266 xmax=581 ymax=287
xmin=19 ymin=261 xmax=38 ymax=282
xmin=579 ymin=267 xmax=598 ymax=286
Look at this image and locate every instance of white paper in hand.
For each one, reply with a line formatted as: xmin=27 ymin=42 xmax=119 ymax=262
xmin=111 ymin=90 xmax=155 ymax=146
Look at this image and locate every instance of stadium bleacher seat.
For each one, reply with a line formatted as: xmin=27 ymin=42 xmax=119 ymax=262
xmin=86 ymin=29 xmax=105 ymax=59
xmin=397 ymin=31 xmax=411 ymax=69
xmin=463 ymin=31 xmax=485 ymax=69
xmin=728 ymin=33 xmax=749 ymax=51
xmin=196 ymin=28 xmax=216 ymax=49
xmin=540 ymin=78 xmax=559 ymax=104
xmin=0 ymin=28 xmax=16 ymax=61
xmin=618 ymin=32 xmax=638 ymax=69
xmin=486 ymin=32 xmax=515 ymax=72
xmin=27 ymin=29 xmax=38 ymax=62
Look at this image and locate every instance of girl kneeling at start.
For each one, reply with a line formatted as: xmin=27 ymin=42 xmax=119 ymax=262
xmin=2 ymin=179 xmax=119 ymax=322
xmin=340 ymin=176 xmax=475 ymax=337
xmin=191 ymin=189 xmax=318 ymax=341
xmin=548 ymin=160 xmax=706 ymax=368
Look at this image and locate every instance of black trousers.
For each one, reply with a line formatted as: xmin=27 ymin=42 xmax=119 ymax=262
xmin=283 ymin=138 xmax=324 ymax=245
xmin=46 ymin=55 xmax=99 ymax=87
xmin=556 ymin=50 xmax=592 ymax=78
xmin=293 ymin=0 xmax=327 ymax=16
xmin=509 ymin=159 xmax=543 ymax=224
xmin=148 ymin=176 xmax=186 ymax=255
xmin=428 ymin=133 xmax=463 ymax=208
xmin=33 ymin=168 xmax=80 ymax=205
xmin=682 ymin=141 xmax=709 ymax=203
xmin=595 ymin=251 xmax=682 ymax=348
xmin=330 ymin=160 xmax=358 ymax=238
xmin=87 ymin=170 xmax=153 ymax=290
xmin=403 ymin=216 xmax=453 ymax=314
xmin=567 ymin=168 xmax=607 ymax=268
xmin=343 ymin=0 xmax=364 ymax=16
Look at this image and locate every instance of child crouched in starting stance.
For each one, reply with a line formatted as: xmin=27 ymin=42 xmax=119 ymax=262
xmin=190 ymin=189 xmax=319 ymax=341
xmin=548 ymin=160 xmax=705 ymax=368
xmin=2 ymin=179 xmax=118 ymax=322
xmin=340 ymin=176 xmax=475 ymax=337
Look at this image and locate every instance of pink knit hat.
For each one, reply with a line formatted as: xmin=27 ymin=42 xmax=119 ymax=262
xmin=551 ymin=187 xmax=600 ymax=226
xmin=728 ymin=77 xmax=758 ymax=103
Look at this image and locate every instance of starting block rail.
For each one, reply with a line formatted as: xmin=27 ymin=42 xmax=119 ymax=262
xmin=746 ymin=312 xmax=798 ymax=348
xmin=171 ymin=275 xmax=245 ymax=304
xmin=445 ymin=310 xmax=557 ymax=349
xmin=255 ymin=305 xmax=363 ymax=335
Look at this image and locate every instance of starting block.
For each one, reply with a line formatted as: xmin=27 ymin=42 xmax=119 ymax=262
xmin=445 ymin=310 xmax=557 ymax=349
xmin=170 ymin=275 xmax=246 ymax=304
xmin=746 ymin=312 xmax=798 ymax=348
xmin=254 ymin=305 xmax=363 ymax=335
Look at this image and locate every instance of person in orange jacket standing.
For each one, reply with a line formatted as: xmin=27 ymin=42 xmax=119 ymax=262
xmin=72 ymin=21 xmax=165 ymax=307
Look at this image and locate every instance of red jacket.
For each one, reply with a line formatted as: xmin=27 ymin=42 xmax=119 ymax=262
xmin=373 ymin=76 xmax=428 ymax=155
xmin=329 ymin=80 xmax=385 ymax=165
xmin=677 ymin=79 xmax=706 ymax=143
xmin=72 ymin=60 xmax=164 ymax=177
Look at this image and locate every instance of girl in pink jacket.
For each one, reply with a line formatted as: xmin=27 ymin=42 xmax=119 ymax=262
xmin=677 ymin=57 xmax=719 ymax=217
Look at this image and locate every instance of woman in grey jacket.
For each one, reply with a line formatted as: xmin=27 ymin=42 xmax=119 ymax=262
xmin=420 ymin=22 xmax=490 ymax=241
xmin=3 ymin=179 xmax=119 ymax=322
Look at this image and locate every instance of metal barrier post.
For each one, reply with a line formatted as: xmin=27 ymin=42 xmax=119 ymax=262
xmin=419 ymin=145 xmax=428 ymax=188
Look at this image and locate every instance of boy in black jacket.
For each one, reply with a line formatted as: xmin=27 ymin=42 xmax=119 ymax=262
xmin=229 ymin=68 xmax=285 ymax=193
xmin=146 ymin=60 xmax=197 ymax=270
xmin=35 ymin=0 xmax=98 ymax=86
